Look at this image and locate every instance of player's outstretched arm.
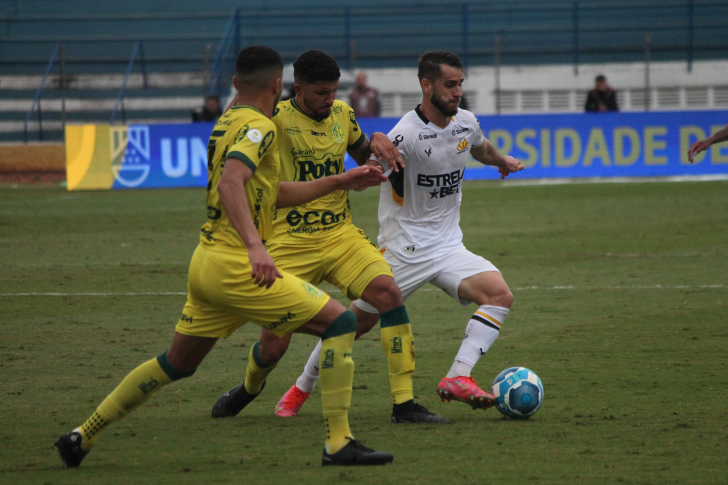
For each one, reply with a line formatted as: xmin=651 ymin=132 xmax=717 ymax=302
xmin=688 ymin=123 xmax=728 ymax=162
xmin=470 ymin=136 xmax=525 ymax=179
xmin=276 ymin=166 xmax=387 ymax=208
xmin=218 ymin=158 xmax=282 ymax=288
xmin=348 ymin=132 xmax=404 ymax=172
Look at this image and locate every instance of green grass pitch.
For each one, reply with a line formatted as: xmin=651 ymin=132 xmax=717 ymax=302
xmin=1 ymin=180 xmax=727 ymax=484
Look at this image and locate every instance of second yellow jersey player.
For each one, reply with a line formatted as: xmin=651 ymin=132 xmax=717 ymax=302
xmin=256 ymin=50 xmax=449 ymax=424
xmin=268 ymin=97 xmax=392 ymax=300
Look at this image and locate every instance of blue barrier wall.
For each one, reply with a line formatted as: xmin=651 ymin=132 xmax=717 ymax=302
xmin=105 ymin=111 xmax=728 ymax=190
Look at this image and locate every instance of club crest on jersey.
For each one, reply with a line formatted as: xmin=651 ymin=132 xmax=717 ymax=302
xmin=456 ymin=138 xmax=469 ymax=153
xmin=303 ymin=282 xmax=325 ymax=299
xmin=331 ymin=122 xmax=345 ymax=143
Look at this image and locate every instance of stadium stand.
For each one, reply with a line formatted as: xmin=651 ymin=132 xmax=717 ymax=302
xmin=1 ymin=0 xmax=727 ymax=141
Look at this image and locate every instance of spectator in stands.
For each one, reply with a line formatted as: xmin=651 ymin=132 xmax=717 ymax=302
xmin=350 ymin=72 xmax=381 ymax=118
xmin=192 ymin=95 xmax=223 ymax=122
xmin=687 ymin=123 xmax=728 ymax=162
xmin=585 ymin=75 xmax=618 ymax=112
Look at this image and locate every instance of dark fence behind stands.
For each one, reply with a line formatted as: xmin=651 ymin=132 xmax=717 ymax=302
xmin=2 ymin=1 xmax=727 ymax=92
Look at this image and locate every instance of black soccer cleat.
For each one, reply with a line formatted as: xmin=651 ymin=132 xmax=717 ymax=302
xmin=322 ymin=439 xmax=394 ymax=466
xmin=54 ymin=431 xmax=89 ymax=468
xmin=211 ymin=380 xmax=265 ymax=418
xmin=391 ymin=400 xmax=450 ymax=424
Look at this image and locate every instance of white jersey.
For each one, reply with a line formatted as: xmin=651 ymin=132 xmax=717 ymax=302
xmin=376 ymin=105 xmax=484 ymax=263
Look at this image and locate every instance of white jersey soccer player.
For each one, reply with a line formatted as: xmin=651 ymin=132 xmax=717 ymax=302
xmin=274 ymin=50 xmax=524 ymax=417
xmin=353 ymin=101 xmax=521 ymax=407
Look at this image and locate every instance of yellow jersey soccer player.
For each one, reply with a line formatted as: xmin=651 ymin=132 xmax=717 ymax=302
xmin=213 ymin=50 xmax=448 ymax=424
xmin=54 ymin=46 xmax=393 ymax=468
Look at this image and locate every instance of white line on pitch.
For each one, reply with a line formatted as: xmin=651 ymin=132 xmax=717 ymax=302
xmin=0 ymin=284 xmax=724 ymax=297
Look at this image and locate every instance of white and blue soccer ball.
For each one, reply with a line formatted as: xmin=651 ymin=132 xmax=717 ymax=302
xmin=492 ymin=367 xmax=544 ymax=419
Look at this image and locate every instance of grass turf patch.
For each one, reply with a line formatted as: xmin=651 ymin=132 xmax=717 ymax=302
xmin=1 ymin=181 xmax=727 ymax=484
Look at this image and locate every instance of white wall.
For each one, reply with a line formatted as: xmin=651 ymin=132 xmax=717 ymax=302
xmin=353 ymin=60 xmax=728 ymax=116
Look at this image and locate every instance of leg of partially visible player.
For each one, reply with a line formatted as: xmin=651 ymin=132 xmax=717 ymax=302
xmin=212 ymin=298 xmax=394 ymax=465
xmin=437 ymin=270 xmax=513 ymax=409
xmin=54 ymin=331 xmax=217 ymax=467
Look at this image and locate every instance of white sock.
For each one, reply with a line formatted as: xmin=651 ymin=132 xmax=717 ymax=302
xmin=446 ymin=305 xmax=508 ymax=378
xmin=295 ymin=339 xmax=322 ymax=393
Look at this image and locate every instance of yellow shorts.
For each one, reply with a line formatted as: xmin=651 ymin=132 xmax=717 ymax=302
xmin=267 ymin=223 xmax=393 ymax=301
xmin=175 ymin=244 xmax=330 ymax=339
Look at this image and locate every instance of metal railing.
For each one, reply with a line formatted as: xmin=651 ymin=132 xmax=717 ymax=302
xmin=110 ymin=41 xmax=148 ymax=124
xmin=205 ymin=9 xmax=239 ymax=98
xmin=23 ymin=43 xmax=66 ymax=143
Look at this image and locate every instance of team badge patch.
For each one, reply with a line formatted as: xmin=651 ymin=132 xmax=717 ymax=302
xmin=303 ymin=282 xmax=325 ymax=299
xmin=248 ymin=129 xmax=263 ymax=143
xmin=331 ymin=122 xmax=345 ymax=143
xmin=457 ymin=138 xmax=469 ymax=153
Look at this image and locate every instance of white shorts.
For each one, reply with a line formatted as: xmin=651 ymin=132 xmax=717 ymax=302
xmin=354 ymin=245 xmax=499 ymax=314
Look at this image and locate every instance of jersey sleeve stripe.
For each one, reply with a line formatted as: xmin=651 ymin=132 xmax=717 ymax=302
xmin=347 ymin=132 xmax=366 ymax=150
xmin=227 ymin=151 xmax=257 ymax=173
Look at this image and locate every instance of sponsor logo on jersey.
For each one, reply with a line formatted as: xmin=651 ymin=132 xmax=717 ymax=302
xmin=291 ymin=147 xmax=315 ymax=157
xmin=180 ymin=313 xmax=194 ymax=323
xmin=417 ymin=169 xmax=464 ymax=198
xmin=392 ymin=134 xmax=404 ymax=147
xmin=285 ymin=208 xmax=348 ymax=229
xmin=404 ymin=245 xmax=416 ymax=253
xmin=252 ymin=187 xmax=264 ymax=229
xmin=310 ymin=130 xmax=327 ymax=137
xmin=418 ymin=133 xmax=437 ymax=140
xmin=332 ymin=105 xmax=342 ymax=114
xmin=452 ymin=127 xmax=470 ymax=136
xmin=248 ymin=129 xmax=263 ymax=143
xmin=285 ymin=127 xmax=302 ymax=135
xmin=331 ymin=122 xmax=345 ymax=143
xmin=294 ymin=155 xmax=343 ymax=181
xmin=456 ymin=138 xmax=469 ymax=153
xmin=267 ymin=311 xmax=296 ymax=331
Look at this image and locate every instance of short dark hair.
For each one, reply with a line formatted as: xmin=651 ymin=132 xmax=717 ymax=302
xmin=418 ymin=51 xmax=463 ymax=83
xmin=235 ymin=46 xmax=283 ymax=89
xmin=595 ymin=75 xmax=606 ymax=82
xmin=293 ymin=50 xmax=341 ymax=85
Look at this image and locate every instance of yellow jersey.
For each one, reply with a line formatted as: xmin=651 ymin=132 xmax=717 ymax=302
xmin=269 ymin=98 xmax=365 ymax=240
xmin=200 ymin=105 xmax=279 ymax=250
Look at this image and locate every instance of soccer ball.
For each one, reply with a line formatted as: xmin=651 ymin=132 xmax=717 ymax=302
xmin=491 ymin=367 xmax=544 ymax=419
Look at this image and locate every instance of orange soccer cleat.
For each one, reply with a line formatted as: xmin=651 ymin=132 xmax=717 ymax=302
xmin=274 ymin=384 xmax=311 ymax=417
xmin=436 ymin=376 xmax=496 ymax=410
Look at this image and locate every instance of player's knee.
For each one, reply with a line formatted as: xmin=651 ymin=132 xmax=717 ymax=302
xmin=493 ymin=288 xmax=514 ymax=309
xmin=363 ymin=279 xmax=402 ymax=312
